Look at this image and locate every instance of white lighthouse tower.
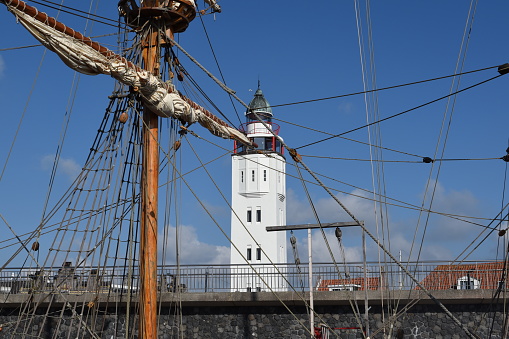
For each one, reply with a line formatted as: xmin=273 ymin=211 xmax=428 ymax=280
xmin=230 ymin=86 xmax=287 ymax=292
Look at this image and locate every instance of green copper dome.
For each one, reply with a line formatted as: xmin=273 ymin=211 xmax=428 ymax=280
xmin=247 ymin=87 xmax=272 ymax=115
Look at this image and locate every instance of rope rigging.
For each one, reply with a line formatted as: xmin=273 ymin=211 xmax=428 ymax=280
xmin=297 ymin=73 xmax=505 ymax=150
xmin=29 ymin=0 xmax=121 ymax=27
xmin=2 ymin=0 xmax=509 ymax=337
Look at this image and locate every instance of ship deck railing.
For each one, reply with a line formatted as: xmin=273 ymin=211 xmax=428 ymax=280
xmin=0 ymin=260 xmax=504 ymax=294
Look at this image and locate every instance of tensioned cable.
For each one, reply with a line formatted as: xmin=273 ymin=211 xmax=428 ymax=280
xmin=197 ymin=7 xmax=242 ymax=126
xmin=177 ymin=62 xmax=237 ymax=127
xmin=453 ymin=208 xmax=509 ymax=264
xmin=391 ymin=208 xmax=509 ymax=337
xmin=269 ymin=64 xmax=500 ymax=109
xmin=178 ymin=130 xmax=336 ymax=328
xmin=168 ymin=47 xmax=238 ymax=128
xmin=355 ymin=0 xmax=393 ymax=333
xmin=142 ymin=127 xmax=322 ymax=338
xmin=399 ymin=2 xmax=480 ymax=320
xmin=169 ymin=35 xmax=503 ymax=122
xmin=175 ymin=125 xmax=503 ymax=227
xmin=487 ymin=156 xmax=509 ymax=337
xmin=39 ymin=72 xmax=81 ymax=221
xmin=301 ymin=154 xmax=502 ymax=163
xmin=294 ymin=160 xmax=366 ymax=333
xmin=12 ymin=96 xmax=140 ymax=336
xmin=28 ymin=0 xmax=121 ymax=27
xmin=2 ymin=141 xmax=502 ymax=255
xmin=274 ymin=117 xmax=509 ymax=163
xmin=246 ymin=108 xmax=478 ymax=338
xmin=413 ymin=0 xmax=478 ymax=270
xmin=297 ymin=73 xmax=504 ymax=150
xmin=3 ymin=138 xmax=500 ymax=257
xmin=169 ymin=41 xmax=482 ymax=333
xmin=0 ymin=48 xmax=48 ymax=184
xmin=34 ymin=0 xmax=118 ymax=23
xmin=272 ymin=116 xmax=423 ymax=158
xmin=0 ymin=32 xmax=130 ymax=52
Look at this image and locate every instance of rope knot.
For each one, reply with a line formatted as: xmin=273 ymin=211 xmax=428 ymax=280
xmin=288 ymin=148 xmax=302 ymax=163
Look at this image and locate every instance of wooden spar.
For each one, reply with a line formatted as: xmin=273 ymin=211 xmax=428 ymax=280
xmin=140 ymin=2 xmax=160 ymax=338
xmin=0 ymin=0 xmax=251 ymax=147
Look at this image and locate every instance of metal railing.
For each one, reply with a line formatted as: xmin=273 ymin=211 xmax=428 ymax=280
xmin=0 ymin=260 xmax=504 ymax=294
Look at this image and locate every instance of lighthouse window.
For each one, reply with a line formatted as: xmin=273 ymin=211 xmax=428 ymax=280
xmin=263 ymin=170 xmax=267 ymax=181
xmin=276 ymin=140 xmax=282 ymax=153
xmin=247 ymin=209 xmax=252 ymax=223
xmin=247 ymin=247 xmax=252 ymax=261
xmin=256 ymin=248 xmax=261 ymax=260
xmin=252 ymin=170 xmax=255 ymax=182
xmin=241 ymin=171 xmax=244 ymax=182
xmin=266 ymin=137 xmax=273 ymax=151
xmin=254 ymin=137 xmax=265 ymax=150
xmin=256 ymin=208 xmax=261 ymax=222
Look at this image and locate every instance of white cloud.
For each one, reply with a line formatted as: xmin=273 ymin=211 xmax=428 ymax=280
xmin=41 ymin=154 xmax=82 ymax=180
xmin=286 ymin=181 xmax=486 ymax=263
xmin=159 ymin=224 xmax=229 ymax=265
xmin=286 ymin=187 xmax=376 ymax=226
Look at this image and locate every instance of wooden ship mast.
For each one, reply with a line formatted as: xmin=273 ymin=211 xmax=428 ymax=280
xmin=0 ymin=0 xmax=231 ymax=337
xmin=129 ymin=1 xmax=197 ymax=337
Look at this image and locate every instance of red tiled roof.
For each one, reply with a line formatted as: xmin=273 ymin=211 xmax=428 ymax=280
xmin=317 ymin=277 xmax=381 ymax=291
xmin=418 ymin=262 xmax=507 ymax=290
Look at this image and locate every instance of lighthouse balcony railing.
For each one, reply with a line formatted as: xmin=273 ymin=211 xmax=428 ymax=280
xmin=238 ymin=122 xmax=280 ymax=136
xmin=0 ymin=260 xmax=505 ymax=294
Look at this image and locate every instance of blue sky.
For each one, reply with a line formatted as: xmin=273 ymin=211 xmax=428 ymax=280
xmin=1 ymin=1 xmax=509 ymax=268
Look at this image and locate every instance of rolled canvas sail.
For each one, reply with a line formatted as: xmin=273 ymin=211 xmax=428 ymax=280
xmin=3 ymin=0 xmax=251 ymax=146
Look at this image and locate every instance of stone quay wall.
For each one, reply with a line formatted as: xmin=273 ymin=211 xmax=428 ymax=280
xmin=0 ymin=290 xmax=505 ymax=338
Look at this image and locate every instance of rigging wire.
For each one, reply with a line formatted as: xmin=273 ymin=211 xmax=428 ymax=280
xmin=245 ymin=106 xmax=478 ymax=338
xmin=413 ymin=0 xmax=479 ymax=269
xmin=274 ymin=116 xmax=509 ymax=164
xmin=165 ymin=38 xmax=239 ymax=127
xmin=158 ymin=133 xmax=324 ymax=338
xmin=270 ymin=65 xmax=501 ymax=108
xmin=487 ymin=150 xmax=509 ymax=337
xmin=176 ymin=61 xmax=237 ymax=127
xmin=34 ymin=0 xmax=118 ymax=23
xmin=269 ymin=64 xmax=501 ymax=109
xmin=1 ymin=130 xmax=503 ymax=255
xmin=353 ymin=0 xmax=392 ymax=333
xmin=28 ymin=0 xmax=121 ymax=27
xmin=171 ymin=32 xmax=485 ymax=329
xmin=1 ymin=1 xmax=506 ymax=334
xmin=272 ymin=115 xmax=424 ymax=158
xmin=155 ymin=38 xmax=509 ymax=230
xmin=301 ymin=154 xmax=503 ymax=163
xmin=0 ymin=48 xmax=48 ymax=184
xmin=297 ymin=73 xmax=504 ymax=150
xmin=197 ymin=6 xmax=243 ymax=126
xmin=293 ymin=160 xmax=365 ymax=332
xmin=170 ymin=126 xmax=504 ymax=227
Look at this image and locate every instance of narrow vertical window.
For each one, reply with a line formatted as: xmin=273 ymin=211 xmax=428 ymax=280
xmin=252 ymin=170 xmax=255 ymax=182
xmin=241 ymin=170 xmax=244 ymax=182
xmin=263 ymin=170 xmax=267 ymax=181
xmin=256 ymin=248 xmax=261 ymax=260
xmin=256 ymin=208 xmax=261 ymax=222
xmin=247 ymin=209 xmax=252 ymax=223
xmin=247 ymin=247 xmax=252 ymax=261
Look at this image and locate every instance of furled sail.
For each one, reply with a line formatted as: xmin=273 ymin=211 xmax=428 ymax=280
xmin=1 ymin=0 xmax=252 ymax=146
